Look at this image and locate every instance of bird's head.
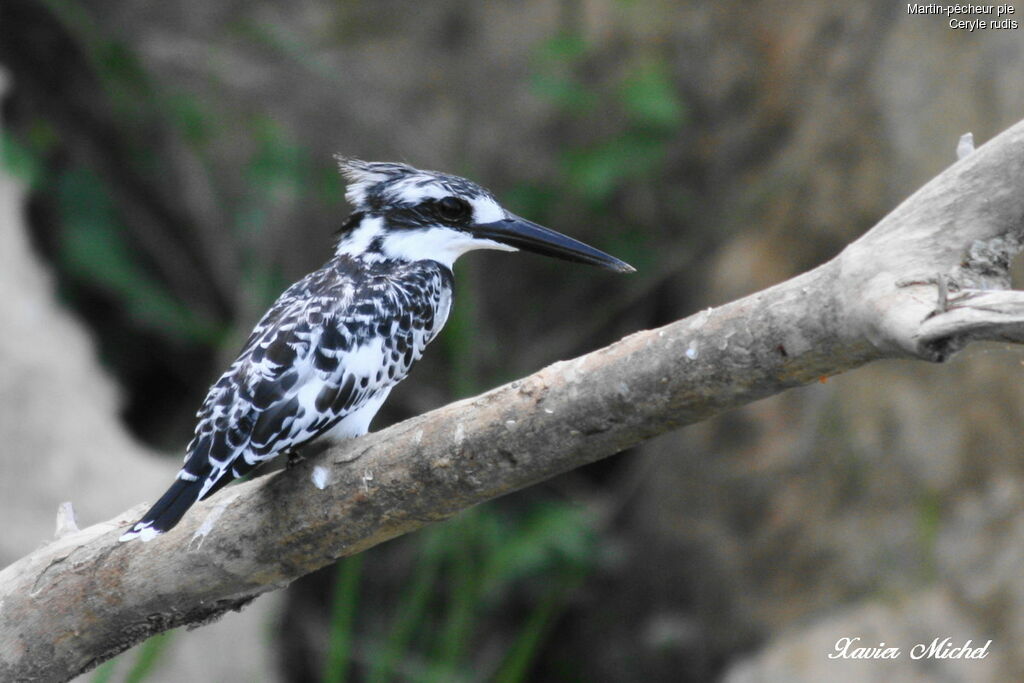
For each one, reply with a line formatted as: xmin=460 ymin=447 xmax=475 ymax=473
xmin=334 ymin=157 xmax=634 ymax=272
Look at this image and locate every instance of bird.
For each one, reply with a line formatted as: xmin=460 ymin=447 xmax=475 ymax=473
xmin=119 ymin=157 xmax=634 ymax=542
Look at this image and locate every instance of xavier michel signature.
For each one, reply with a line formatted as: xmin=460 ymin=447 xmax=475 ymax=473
xmin=829 ymin=637 xmax=992 ymax=660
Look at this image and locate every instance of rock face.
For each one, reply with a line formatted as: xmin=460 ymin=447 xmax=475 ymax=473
xmin=724 ymin=590 xmax=1003 ymax=683
xmin=0 ymin=100 xmax=165 ymax=567
xmin=0 ymin=80 xmax=282 ymax=683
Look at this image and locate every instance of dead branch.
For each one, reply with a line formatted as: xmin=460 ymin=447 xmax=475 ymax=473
xmin=2 ymin=119 xmax=1024 ymax=682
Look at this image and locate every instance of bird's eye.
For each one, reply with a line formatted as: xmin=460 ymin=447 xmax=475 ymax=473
xmin=436 ymin=197 xmax=470 ymax=223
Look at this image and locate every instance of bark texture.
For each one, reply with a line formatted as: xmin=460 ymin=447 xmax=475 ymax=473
xmin=2 ymin=119 xmax=1024 ymax=682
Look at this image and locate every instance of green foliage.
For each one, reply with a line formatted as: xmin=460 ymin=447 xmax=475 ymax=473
xmin=915 ymin=489 xmax=943 ymax=581
xmin=563 ymin=130 xmax=667 ymax=203
xmin=520 ymin=31 xmax=686 ymax=270
xmin=166 ymin=94 xmax=217 ymax=149
xmin=0 ymin=131 xmax=42 ymax=185
xmin=326 ymin=502 xmax=597 ymax=683
xmin=620 ymin=63 xmax=686 ymax=130
xmin=478 ymin=503 xmax=593 ymax=593
xmin=41 ymin=0 xmax=155 ymax=123
xmin=491 ymin=574 xmax=579 ymax=683
xmin=90 ymin=632 xmax=174 ymax=683
xmin=123 ymin=633 xmax=175 ymax=683
xmin=367 ymin=534 xmax=445 ymax=683
xmin=530 ymin=34 xmax=597 ymax=115
xmin=439 ymin=273 xmax=482 ymax=399
xmin=500 ymin=183 xmax=558 ymax=225
xmin=55 ymin=167 xmax=221 ymax=344
xmin=246 ymin=117 xmax=310 ymax=199
xmin=324 ymin=555 xmax=364 ymax=683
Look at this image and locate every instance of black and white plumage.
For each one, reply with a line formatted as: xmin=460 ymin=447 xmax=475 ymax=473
xmin=120 ymin=158 xmax=633 ymax=542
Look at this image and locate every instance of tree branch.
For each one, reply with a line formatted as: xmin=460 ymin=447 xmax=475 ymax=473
xmin=4 ymin=119 xmax=1024 ymax=682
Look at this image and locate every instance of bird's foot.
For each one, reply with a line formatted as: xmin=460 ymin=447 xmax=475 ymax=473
xmin=286 ymin=450 xmax=305 ymax=469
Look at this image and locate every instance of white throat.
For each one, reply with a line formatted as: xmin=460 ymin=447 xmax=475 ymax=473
xmin=379 ymin=228 xmax=516 ymax=268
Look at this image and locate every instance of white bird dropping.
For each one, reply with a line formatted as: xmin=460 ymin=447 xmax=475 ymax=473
xmin=311 ymin=465 xmax=331 ymax=490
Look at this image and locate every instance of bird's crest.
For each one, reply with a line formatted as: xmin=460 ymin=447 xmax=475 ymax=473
xmin=335 ymin=157 xmax=414 ymax=208
xmin=335 ymin=156 xmax=492 ymax=211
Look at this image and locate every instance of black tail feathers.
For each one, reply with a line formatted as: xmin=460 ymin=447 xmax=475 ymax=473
xmin=119 ymin=477 xmax=204 ymax=542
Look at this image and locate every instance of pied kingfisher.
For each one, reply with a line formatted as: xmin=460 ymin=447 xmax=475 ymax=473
xmin=120 ymin=158 xmax=633 ymax=542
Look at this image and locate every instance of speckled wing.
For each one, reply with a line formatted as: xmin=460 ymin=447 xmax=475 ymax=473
xmin=187 ymin=263 xmax=443 ymax=496
xmin=119 ymin=257 xmax=452 ymax=541
xmin=182 ymin=288 xmax=360 ymax=498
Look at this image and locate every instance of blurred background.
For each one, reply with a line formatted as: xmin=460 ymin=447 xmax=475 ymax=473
xmin=3 ymin=1 xmax=1024 ymax=681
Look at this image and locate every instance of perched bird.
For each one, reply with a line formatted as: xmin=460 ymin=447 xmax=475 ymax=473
xmin=120 ymin=158 xmax=633 ymax=542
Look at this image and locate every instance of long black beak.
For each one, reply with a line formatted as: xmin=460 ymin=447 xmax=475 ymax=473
xmin=471 ymin=214 xmax=635 ymax=273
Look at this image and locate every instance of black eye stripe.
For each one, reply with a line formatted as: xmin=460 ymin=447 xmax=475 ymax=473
xmin=435 ymin=197 xmax=471 ymax=222
xmin=381 ymin=197 xmax=471 ymax=229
